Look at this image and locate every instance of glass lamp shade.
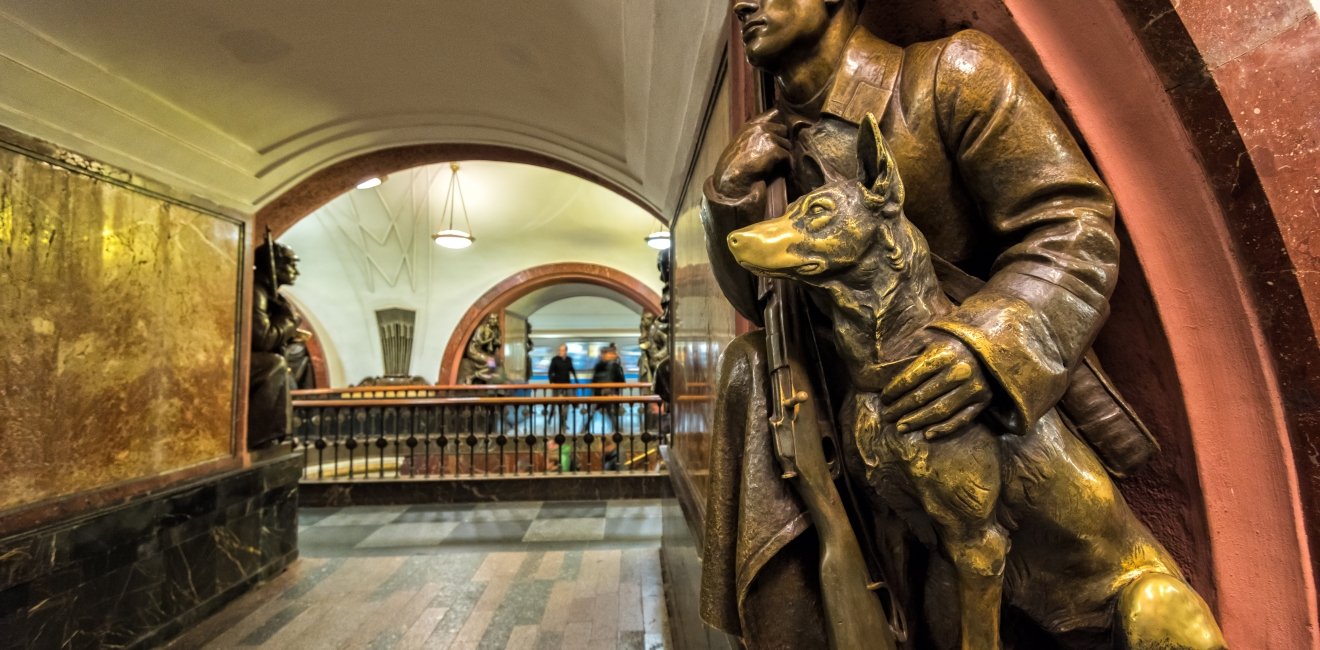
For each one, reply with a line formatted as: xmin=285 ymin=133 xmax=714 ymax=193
xmin=645 ymin=231 xmax=671 ymax=250
xmin=432 ymin=229 xmax=475 ymax=249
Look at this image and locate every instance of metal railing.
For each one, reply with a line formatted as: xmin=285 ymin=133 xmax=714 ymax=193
xmin=290 ymin=392 xmax=667 ymax=480
xmin=292 ymin=382 xmax=652 ymax=400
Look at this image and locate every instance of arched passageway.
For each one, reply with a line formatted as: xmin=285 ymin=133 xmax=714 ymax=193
xmin=274 ymin=161 xmax=665 ymax=386
xmin=439 ymin=263 xmax=662 ymax=385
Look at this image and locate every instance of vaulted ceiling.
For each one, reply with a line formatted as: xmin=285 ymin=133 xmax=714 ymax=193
xmin=0 ymin=1 xmax=728 ymax=216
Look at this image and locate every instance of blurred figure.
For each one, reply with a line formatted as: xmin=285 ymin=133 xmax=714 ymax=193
xmin=549 ymin=344 xmax=578 ymax=385
xmin=585 ymin=344 xmax=626 ymax=470
xmin=546 ymin=344 xmax=578 ymax=471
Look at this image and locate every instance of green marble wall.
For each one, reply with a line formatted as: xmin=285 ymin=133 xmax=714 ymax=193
xmin=0 ymin=143 xmax=242 ymax=513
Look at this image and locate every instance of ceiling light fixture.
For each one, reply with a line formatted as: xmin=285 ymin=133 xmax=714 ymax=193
xmin=431 ymin=162 xmax=475 ymax=250
xmin=645 ymin=230 xmax=671 ymax=251
xmin=356 ymin=176 xmax=384 ymax=190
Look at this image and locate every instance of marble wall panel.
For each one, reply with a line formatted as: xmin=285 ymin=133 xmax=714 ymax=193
xmin=1210 ymin=12 xmax=1320 ymax=327
xmin=670 ymin=76 xmax=737 ymax=507
xmin=0 ymin=143 xmax=243 ymax=514
xmin=0 ymin=453 xmax=300 ymax=650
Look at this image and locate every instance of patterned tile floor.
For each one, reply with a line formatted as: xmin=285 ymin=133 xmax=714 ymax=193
xmin=168 ymin=500 xmax=669 ymax=650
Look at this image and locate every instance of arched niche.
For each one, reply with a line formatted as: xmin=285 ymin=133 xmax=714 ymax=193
xmin=849 ymin=0 xmax=1319 ymax=644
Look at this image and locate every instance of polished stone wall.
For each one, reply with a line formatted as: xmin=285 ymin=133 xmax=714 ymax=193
xmin=0 ymin=454 xmax=300 ymax=650
xmin=668 ymin=75 xmax=736 ymax=508
xmin=663 ymin=64 xmax=742 ymax=649
xmin=0 ymin=137 xmax=243 ymax=514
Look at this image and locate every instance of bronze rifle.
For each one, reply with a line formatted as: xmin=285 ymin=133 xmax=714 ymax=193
xmin=760 ymin=178 xmax=899 ymax=650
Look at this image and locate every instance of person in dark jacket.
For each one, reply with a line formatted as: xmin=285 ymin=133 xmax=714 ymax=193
xmin=584 ymin=345 xmax=625 ymax=469
xmin=548 ymin=344 xmax=578 ymax=384
xmin=546 ymin=344 xmax=578 ymax=446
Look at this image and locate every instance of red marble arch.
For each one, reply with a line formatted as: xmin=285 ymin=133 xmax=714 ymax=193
xmin=991 ymin=1 xmax=1318 ymax=646
xmin=255 ymin=143 xmax=665 ymax=237
xmin=437 ymin=262 xmax=662 ymax=385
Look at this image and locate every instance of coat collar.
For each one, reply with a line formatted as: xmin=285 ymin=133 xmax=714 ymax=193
xmin=776 ymin=26 xmax=904 ymax=126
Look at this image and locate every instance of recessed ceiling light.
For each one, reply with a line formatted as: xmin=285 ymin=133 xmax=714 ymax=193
xmin=356 ymin=177 xmax=383 ymax=190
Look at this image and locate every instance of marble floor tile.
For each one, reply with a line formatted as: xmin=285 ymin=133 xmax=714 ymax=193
xmin=167 ymin=499 xmax=667 ymax=650
xmin=298 ymin=524 xmax=381 ymax=550
xmin=441 ymin=520 xmax=534 ymax=545
xmin=606 ymin=499 xmax=664 ymax=519
xmin=298 ymin=507 xmax=341 ymax=526
xmin=394 ymin=503 xmax=478 ymax=523
xmin=315 ymin=506 xmax=408 ymax=527
xmin=467 ymin=502 xmax=543 ymax=522
xmin=523 ymin=518 xmax=607 ymax=542
xmin=537 ymin=501 xmax=607 ymax=519
xmin=355 ymin=522 xmax=462 ymax=548
xmin=605 ymin=517 xmax=663 ymax=541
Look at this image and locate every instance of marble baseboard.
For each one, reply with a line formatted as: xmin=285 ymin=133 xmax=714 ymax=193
xmin=299 ymin=474 xmax=674 ymax=507
xmin=0 ymin=453 xmax=301 ymax=650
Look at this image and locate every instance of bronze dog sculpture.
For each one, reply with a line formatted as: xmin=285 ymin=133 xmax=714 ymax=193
xmin=726 ymin=114 xmax=1225 ymax=650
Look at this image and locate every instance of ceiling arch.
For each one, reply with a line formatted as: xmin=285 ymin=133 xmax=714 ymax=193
xmin=0 ymin=2 xmax=729 ymax=216
xmin=258 ymin=143 xmax=664 ymax=236
xmin=508 ymin=283 xmax=647 ymax=318
xmin=438 ymin=262 xmax=661 ymax=384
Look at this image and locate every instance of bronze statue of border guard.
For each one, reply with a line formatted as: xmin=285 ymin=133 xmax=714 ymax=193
xmin=699 ymin=1 xmax=1225 ymax=647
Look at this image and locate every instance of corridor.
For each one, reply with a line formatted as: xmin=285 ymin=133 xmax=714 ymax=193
xmin=168 ymin=501 xmax=669 ymax=650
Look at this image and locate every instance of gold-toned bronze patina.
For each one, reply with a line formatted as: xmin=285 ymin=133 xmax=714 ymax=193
xmin=730 ymin=113 xmax=1225 ymax=649
xmin=460 ymin=313 xmax=503 ymax=384
xmin=699 ymin=1 xmax=1225 ymax=648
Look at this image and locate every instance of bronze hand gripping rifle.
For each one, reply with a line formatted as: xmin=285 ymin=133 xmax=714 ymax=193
xmin=759 ymin=179 xmax=901 ymax=650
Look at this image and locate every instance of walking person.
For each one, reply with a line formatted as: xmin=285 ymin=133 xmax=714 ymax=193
xmin=584 ymin=344 xmax=626 ymax=470
xmin=546 ymin=344 xmax=578 ymax=471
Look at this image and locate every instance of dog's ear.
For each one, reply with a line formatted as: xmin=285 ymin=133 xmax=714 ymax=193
xmin=856 ymin=113 xmax=905 ymax=215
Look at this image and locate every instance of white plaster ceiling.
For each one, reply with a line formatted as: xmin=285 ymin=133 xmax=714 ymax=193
xmin=280 ymin=160 xmax=663 ymax=385
xmin=0 ymin=1 xmax=728 ymax=215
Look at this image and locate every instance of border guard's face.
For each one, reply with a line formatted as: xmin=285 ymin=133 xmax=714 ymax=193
xmin=733 ymin=0 xmax=834 ymax=68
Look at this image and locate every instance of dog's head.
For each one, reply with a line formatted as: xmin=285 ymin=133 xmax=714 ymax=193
xmin=727 ymin=113 xmax=909 ymax=288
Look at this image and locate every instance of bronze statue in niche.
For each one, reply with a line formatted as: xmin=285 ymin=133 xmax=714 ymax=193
xmin=460 ymin=313 xmax=502 ymax=384
xmin=699 ymin=0 xmax=1225 ymax=648
xmin=249 ymin=238 xmax=307 ymax=449
xmin=638 ymin=311 xmax=658 ymax=384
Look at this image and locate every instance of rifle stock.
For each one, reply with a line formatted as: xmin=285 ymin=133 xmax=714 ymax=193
xmin=760 ymin=179 xmax=898 ymax=650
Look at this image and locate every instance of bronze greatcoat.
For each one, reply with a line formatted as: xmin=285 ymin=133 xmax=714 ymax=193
xmin=699 ymin=26 xmax=1120 ymax=644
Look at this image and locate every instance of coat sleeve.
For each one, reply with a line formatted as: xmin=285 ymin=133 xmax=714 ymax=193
xmin=702 ymin=177 xmax=768 ymax=326
xmin=926 ymin=30 xmax=1120 ymax=432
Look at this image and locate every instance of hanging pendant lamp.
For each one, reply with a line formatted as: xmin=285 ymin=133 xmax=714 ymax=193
xmin=645 ymin=223 xmax=671 ymax=250
xmin=432 ymin=162 xmax=476 ymax=249
xmin=645 ymin=231 xmax=671 ymax=250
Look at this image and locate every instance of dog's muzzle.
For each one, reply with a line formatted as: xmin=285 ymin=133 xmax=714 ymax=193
xmin=728 ymin=223 xmax=824 ymax=277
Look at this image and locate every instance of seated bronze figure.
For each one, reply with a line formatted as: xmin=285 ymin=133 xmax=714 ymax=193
xmin=726 ymin=113 xmax=1225 ymax=650
xmin=248 ymin=239 xmax=304 ymax=449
